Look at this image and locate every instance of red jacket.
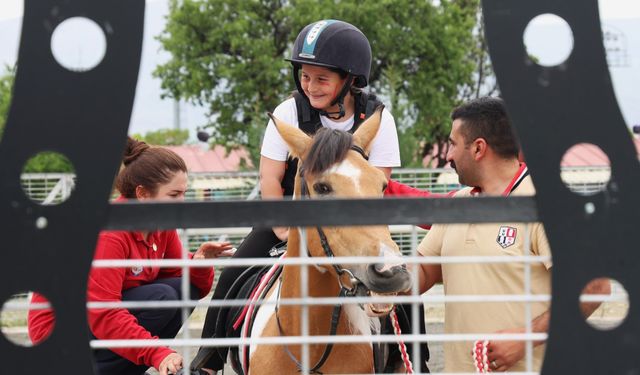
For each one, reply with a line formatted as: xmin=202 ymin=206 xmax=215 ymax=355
xmin=385 ymin=179 xmax=456 ymax=198
xmin=28 ymin=229 xmax=213 ymax=370
xmin=385 ymin=179 xmax=456 ymax=229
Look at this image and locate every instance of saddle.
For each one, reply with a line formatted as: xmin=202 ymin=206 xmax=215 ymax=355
xmin=224 ymin=264 xmax=282 ymax=374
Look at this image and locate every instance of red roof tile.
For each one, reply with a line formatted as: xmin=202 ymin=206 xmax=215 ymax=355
xmin=560 ymin=139 xmax=640 ymax=167
xmin=166 ymin=145 xmax=253 ymax=172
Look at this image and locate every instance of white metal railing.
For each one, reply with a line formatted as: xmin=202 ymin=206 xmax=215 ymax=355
xmin=20 ymin=173 xmax=76 ymax=204
xmin=6 ymin=166 xmax=623 ymax=374
xmin=19 ymin=166 xmax=613 ymax=203
xmin=2 ymin=224 xmax=629 ymax=374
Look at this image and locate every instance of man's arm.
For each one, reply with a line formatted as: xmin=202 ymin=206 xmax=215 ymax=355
xmin=418 ymin=263 xmax=442 ymax=294
xmin=581 ymin=277 xmax=611 ymax=317
xmin=488 ymin=278 xmax=611 ymax=371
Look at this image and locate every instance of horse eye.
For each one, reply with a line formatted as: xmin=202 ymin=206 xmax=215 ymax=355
xmin=313 ymin=182 xmax=332 ymax=195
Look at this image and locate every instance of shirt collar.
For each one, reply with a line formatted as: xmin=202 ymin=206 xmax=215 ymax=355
xmin=470 ymin=163 xmax=529 ymax=196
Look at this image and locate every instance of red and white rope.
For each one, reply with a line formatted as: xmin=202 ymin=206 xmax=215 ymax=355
xmin=473 ymin=340 xmax=491 ymax=373
xmin=390 ymin=307 xmax=414 ymax=374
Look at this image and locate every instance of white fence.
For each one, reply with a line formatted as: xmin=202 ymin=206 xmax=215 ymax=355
xmin=4 ymin=167 xmax=623 ymax=374
xmin=19 ymin=166 xmax=612 ymax=204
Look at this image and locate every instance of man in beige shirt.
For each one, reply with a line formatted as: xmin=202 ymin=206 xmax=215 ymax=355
xmin=416 ymin=97 xmax=609 ymax=372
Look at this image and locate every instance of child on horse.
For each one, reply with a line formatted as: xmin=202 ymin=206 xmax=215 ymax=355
xmin=192 ymin=19 xmax=430 ymax=374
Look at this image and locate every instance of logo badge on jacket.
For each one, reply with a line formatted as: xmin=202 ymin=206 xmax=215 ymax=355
xmin=497 ymin=226 xmax=517 ymax=248
xmin=131 ymin=266 xmax=143 ymax=276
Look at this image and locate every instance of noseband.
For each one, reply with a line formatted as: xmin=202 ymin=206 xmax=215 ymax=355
xmin=274 ymin=145 xmax=372 ymax=374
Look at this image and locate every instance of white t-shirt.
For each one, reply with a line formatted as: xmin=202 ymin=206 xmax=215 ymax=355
xmin=261 ymin=97 xmax=401 ymax=167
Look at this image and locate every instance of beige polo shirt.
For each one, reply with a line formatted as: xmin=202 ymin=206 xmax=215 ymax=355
xmin=418 ymin=176 xmax=552 ymax=372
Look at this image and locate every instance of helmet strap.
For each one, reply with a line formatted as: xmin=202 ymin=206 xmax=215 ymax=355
xmin=319 ymin=74 xmax=353 ymax=120
xmin=292 ymin=65 xmax=308 ymax=100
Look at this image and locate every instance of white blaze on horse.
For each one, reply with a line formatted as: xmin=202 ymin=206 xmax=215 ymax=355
xmin=246 ymin=108 xmax=412 ymax=374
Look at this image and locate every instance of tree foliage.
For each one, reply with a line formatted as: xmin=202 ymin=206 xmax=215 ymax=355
xmin=0 ymin=65 xmax=15 ymax=140
xmin=156 ymin=0 xmax=483 ymax=167
xmin=132 ymin=128 xmax=190 ymax=145
xmin=23 ymin=152 xmax=75 ymax=173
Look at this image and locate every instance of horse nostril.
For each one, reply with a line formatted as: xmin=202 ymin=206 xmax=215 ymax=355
xmin=370 ymin=263 xmax=394 ymax=277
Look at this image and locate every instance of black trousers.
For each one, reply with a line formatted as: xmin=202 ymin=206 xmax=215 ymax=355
xmin=193 ymin=227 xmax=280 ymax=370
xmin=92 ymin=277 xmax=198 ymax=375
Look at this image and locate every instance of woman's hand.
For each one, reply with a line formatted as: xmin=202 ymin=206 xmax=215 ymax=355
xmin=193 ymin=241 xmax=235 ymax=259
xmin=158 ymin=352 xmax=183 ymax=375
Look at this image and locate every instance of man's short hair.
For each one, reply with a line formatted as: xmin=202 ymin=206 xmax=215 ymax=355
xmin=451 ymin=97 xmax=519 ymax=159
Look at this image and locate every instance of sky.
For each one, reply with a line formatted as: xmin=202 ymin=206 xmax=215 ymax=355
xmin=2 ymin=0 xmax=634 ymax=21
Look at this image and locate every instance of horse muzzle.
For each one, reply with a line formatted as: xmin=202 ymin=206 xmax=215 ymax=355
xmin=358 ymin=263 xmax=412 ymax=317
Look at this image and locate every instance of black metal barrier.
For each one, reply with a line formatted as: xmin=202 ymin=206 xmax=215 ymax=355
xmin=483 ymin=0 xmax=639 ymax=373
xmin=0 ymin=0 xmax=637 ymax=373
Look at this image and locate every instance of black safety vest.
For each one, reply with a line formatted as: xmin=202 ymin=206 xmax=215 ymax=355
xmin=280 ymin=91 xmax=382 ymax=196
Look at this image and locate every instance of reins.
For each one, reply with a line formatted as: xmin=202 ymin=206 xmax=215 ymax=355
xmin=272 ymin=145 xmax=370 ymax=374
xmin=273 ymin=143 xmax=413 ymax=374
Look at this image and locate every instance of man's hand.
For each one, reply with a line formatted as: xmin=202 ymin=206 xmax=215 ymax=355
xmin=486 ymin=328 xmax=525 ymax=372
xmin=158 ymin=352 xmax=183 ymax=375
xmin=193 ymin=241 xmax=235 ymax=259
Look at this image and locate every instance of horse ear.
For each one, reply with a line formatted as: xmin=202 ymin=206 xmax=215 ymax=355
xmin=268 ymin=113 xmax=312 ymax=158
xmin=352 ymin=106 xmax=383 ymax=153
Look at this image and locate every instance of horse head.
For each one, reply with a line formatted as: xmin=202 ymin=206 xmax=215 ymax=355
xmin=268 ymin=108 xmax=411 ymax=317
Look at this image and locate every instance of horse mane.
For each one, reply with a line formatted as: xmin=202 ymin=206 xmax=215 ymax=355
xmin=301 ymin=128 xmax=353 ymax=176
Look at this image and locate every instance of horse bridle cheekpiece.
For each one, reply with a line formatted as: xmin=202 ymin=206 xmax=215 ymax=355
xmin=277 ymin=144 xmax=371 ymax=374
xmin=299 ymin=144 xmax=371 ymax=298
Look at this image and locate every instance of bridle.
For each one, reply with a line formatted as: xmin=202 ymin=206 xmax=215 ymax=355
xmin=274 ymin=144 xmax=373 ymax=374
xmin=298 ymin=143 xmax=371 ymax=297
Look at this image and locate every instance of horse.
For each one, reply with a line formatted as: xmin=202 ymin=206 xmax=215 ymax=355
xmin=243 ymin=108 xmax=413 ymax=374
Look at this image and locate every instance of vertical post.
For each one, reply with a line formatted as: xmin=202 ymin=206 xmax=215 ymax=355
xmin=180 ymin=229 xmax=192 ymax=366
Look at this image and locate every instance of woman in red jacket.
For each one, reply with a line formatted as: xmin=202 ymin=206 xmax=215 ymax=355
xmin=28 ymin=137 xmax=234 ymax=375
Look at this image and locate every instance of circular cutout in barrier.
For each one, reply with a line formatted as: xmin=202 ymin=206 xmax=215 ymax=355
xmin=21 ymin=151 xmax=76 ymax=205
xmin=524 ymin=14 xmax=574 ymax=67
xmin=51 ymin=17 xmax=106 ymax=72
xmin=560 ymin=143 xmax=611 ymax=196
xmin=583 ymin=278 xmax=628 ymax=330
xmin=1 ymin=292 xmax=55 ymax=347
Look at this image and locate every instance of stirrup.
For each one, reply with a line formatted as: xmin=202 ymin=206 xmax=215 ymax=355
xmin=189 ymin=347 xmax=218 ymax=371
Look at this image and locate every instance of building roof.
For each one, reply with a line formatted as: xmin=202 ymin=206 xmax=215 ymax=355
xmin=166 ymin=145 xmax=253 ymax=173
xmin=560 ymin=138 xmax=640 ymax=167
xmin=170 ymin=138 xmax=640 ymax=173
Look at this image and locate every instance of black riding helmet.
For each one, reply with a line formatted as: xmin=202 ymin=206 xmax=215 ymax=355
xmin=286 ymin=20 xmax=372 ymax=119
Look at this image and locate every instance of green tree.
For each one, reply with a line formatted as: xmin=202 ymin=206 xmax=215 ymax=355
xmin=132 ymin=128 xmax=189 ymax=145
xmin=23 ymin=152 xmax=75 ymax=173
xmin=423 ymin=3 xmax=500 ymax=167
xmin=155 ymin=0 xmax=479 ymax=167
xmin=0 ymin=65 xmax=15 ymax=140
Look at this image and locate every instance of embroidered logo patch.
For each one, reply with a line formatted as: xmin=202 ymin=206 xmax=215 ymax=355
xmin=131 ymin=266 xmax=143 ymax=276
xmin=497 ymin=226 xmax=517 ymax=248
xmin=306 ymin=21 xmax=328 ymax=45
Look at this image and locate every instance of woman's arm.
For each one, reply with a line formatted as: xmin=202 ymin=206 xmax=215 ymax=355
xmin=87 ymin=233 xmax=175 ymax=370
